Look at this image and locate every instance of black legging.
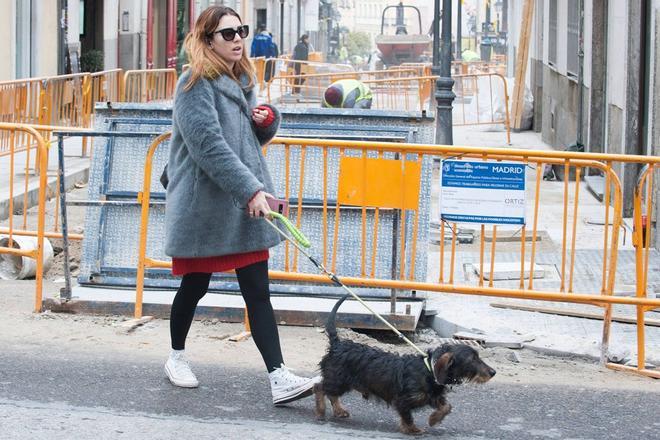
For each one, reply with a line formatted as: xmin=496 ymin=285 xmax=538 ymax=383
xmin=169 ymin=260 xmax=284 ymax=372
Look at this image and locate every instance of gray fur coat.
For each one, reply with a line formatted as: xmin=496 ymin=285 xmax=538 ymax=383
xmin=164 ymin=70 xmax=283 ymax=258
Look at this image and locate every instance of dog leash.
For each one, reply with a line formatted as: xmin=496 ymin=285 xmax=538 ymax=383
xmin=265 ymin=212 xmax=433 ymax=374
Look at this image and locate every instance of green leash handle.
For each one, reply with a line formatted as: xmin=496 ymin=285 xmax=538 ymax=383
xmin=268 ymin=212 xmax=311 ymax=248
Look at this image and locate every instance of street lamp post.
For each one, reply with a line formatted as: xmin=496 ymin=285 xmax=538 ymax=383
xmin=432 ymin=0 xmax=455 ymax=145
xmin=279 ymin=0 xmax=285 ymax=52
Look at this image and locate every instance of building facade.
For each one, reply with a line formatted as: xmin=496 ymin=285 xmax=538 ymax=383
xmin=0 ymin=0 xmax=322 ymax=81
xmin=507 ymin=0 xmax=659 ymax=243
xmin=0 ymin=0 xmax=61 ymax=80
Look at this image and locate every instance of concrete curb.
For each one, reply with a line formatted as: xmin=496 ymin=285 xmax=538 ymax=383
xmin=427 ymin=314 xmax=660 ymax=366
xmin=0 ymin=166 xmax=89 ymax=221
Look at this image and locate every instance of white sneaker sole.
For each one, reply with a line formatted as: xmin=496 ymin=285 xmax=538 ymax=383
xmin=272 ymin=382 xmax=315 ymax=405
xmin=164 ymin=363 xmax=199 ymax=388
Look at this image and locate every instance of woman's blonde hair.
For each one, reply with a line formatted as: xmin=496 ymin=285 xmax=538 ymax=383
xmin=184 ymin=6 xmax=255 ymax=91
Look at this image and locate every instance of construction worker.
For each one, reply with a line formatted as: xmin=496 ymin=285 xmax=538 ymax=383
xmin=322 ymin=79 xmax=373 ymax=109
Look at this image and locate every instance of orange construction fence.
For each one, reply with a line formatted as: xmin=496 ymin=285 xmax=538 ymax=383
xmin=453 ymin=73 xmax=512 ymax=144
xmin=0 ymin=69 xmax=178 ymax=151
xmin=129 ymin=134 xmax=660 ymax=378
xmin=265 ymin=69 xmax=421 ymax=106
xmin=122 ymin=69 xmax=177 ymax=104
xmin=0 ymin=123 xmax=50 ymax=312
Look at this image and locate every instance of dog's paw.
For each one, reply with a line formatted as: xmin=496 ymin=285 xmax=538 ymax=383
xmin=428 ymin=403 xmax=452 ymax=426
xmin=400 ymin=424 xmax=425 ymax=435
xmin=333 ymin=408 xmax=350 ymax=418
xmin=314 ymin=406 xmax=326 ymax=421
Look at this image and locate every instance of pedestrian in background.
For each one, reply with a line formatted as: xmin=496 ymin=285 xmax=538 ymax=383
xmin=163 ymin=5 xmax=318 ymax=405
xmin=292 ymin=34 xmax=310 ymax=94
xmin=250 ymin=27 xmax=274 ymax=58
xmin=251 ymin=28 xmax=278 ymax=83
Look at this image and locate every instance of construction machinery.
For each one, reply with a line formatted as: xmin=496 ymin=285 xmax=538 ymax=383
xmin=374 ymin=2 xmax=432 ymax=66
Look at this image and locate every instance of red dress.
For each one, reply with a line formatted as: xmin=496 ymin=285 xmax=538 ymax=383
xmin=172 ymin=249 xmax=269 ymax=275
xmin=171 ymin=105 xmax=276 ymax=276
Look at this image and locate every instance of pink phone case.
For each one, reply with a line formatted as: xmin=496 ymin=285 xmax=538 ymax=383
xmin=267 ymin=198 xmax=289 ymax=216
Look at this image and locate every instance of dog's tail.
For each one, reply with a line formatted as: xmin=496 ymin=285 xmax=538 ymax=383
xmin=326 ymin=292 xmax=351 ymax=343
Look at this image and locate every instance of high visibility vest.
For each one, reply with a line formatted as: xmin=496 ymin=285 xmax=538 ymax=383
xmin=323 ymin=79 xmax=373 ymax=108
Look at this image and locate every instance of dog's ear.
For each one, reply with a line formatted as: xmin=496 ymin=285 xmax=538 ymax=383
xmin=433 ymin=352 xmax=454 ymax=384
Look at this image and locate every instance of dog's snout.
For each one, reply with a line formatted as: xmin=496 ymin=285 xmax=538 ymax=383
xmin=488 ymin=368 xmax=496 ymax=377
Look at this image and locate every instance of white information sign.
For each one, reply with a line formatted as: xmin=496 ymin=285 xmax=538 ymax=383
xmin=440 ymin=160 xmax=526 ymax=225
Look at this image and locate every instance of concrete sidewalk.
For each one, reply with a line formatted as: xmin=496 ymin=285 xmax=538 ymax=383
xmin=0 ymin=136 xmax=89 ymax=221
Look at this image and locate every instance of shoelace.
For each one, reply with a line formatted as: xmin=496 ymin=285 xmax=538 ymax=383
xmin=173 ymin=358 xmax=194 ymax=377
xmin=274 ymin=367 xmax=309 ymax=386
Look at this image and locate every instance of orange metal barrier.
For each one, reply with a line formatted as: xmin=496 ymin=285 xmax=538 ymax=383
xmin=132 ymin=135 xmax=660 ymax=378
xmin=277 ymin=58 xmax=354 ymax=77
xmin=82 ymin=69 xmax=125 ymax=156
xmin=267 ymin=71 xmax=507 ymax=120
xmin=399 ymin=63 xmax=433 ymax=77
xmin=266 ymin=69 xmax=420 ymax=105
xmin=363 ymin=76 xmax=438 ymax=112
xmin=1 ymin=69 xmax=169 ymax=154
xmin=0 ymin=77 xmax=46 ymax=126
xmin=0 ymin=123 xmax=49 ymax=312
xmin=452 ymin=60 xmax=506 ymax=76
xmin=308 ymin=52 xmax=324 ymax=62
xmin=453 ymin=73 xmax=511 ymax=144
xmin=123 ymin=69 xmax=177 ymax=103
xmin=397 ymin=61 xmax=507 ymax=79
xmin=89 ymin=69 xmax=123 ymax=104
xmin=1 ymin=74 xmax=93 ymax=157
xmin=251 ymin=56 xmax=266 ymax=89
xmin=607 ymin=164 xmax=659 ymax=378
xmin=41 ymin=73 xmax=91 ymax=129
xmin=0 ymin=124 xmax=86 ymax=240
xmin=0 ymin=77 xmax=49 ymax=156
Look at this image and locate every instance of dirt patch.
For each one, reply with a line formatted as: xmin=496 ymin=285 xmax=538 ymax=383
xmin=47 ymin=238 xmax=83 ymax=281
xmin=1 ymin=185 xmax=87 ymax=281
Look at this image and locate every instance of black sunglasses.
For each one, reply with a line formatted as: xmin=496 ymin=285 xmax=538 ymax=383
xmin=209 ymin=25 xmax=249 ymax=42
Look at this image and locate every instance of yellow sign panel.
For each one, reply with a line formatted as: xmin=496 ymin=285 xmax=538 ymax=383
xmin=337 ymin=157 xmax=421 ymax=210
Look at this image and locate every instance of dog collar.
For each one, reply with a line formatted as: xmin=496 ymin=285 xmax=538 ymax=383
xmin=423 ymin=356 xmax=433 ymax=376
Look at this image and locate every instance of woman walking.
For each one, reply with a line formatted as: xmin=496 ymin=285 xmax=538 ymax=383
xmin=163 ymin=5 xmax=317 ymax=405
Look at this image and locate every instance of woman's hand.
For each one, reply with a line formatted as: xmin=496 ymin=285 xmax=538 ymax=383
xmin=247 ymin=190 xmax=273 ymax=218
xmin=252 ymin=107 xmax=269 ymax=125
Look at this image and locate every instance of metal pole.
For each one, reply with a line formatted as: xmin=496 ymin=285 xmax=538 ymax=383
xmin=59 ymin=0 xmax=68 ymax=74
xmin=457 ymin=0 xmax=462 ymax=59
xmin=57 ymin=135 xmax=72 ymax=300
xmin=297 ymin=0 xmax=302 ymax=40
xmin=485 ymin=0 xmax=491 ymax=31
xmin=433 ymin=0 xmax=455 ymax=145
xmin=280 ymin=0 xmax=285 ymax=53
xmin=432 ymin=0 xmax=440 ymax=67
xmin=391 ymin=152 xmax=401 ymax=314
xmin=577 ymin=0 xmax=584 ymax=146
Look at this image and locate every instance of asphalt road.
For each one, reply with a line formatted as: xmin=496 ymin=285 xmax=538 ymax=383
xmin=1 ymin=347 xmax=659 ymax=440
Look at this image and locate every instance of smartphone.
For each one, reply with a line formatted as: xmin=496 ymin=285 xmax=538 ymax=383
xmin=267 ymin=197 xmax=289 ymax=216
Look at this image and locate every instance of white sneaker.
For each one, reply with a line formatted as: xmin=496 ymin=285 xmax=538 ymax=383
xmin=269 ymin=364 xmax=320 ymax=405
xmin=164 ymin=351 xmax=199 ymax=388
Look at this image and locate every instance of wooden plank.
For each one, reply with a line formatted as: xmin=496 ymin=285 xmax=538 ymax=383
xmin=511 ymin=0 xmax=535 ymax=129
xmin=228 ymin=331 xmax=252 ymax=342
xmin=117 ymin=316 xmax=154 ymax=333
xmin=490 ymin=301 xmax=660 ymax=327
